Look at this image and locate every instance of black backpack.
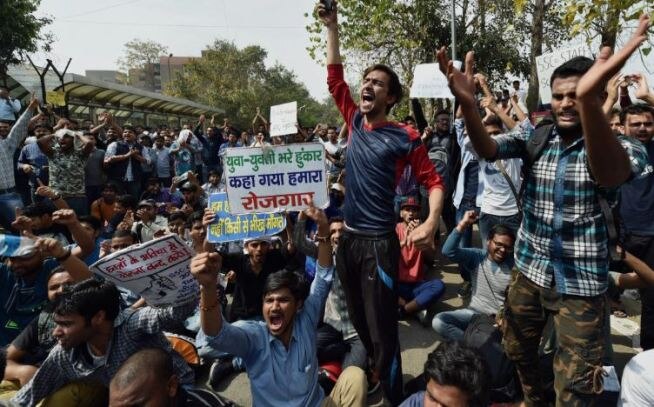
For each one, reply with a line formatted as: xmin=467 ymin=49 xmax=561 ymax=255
xmin=519 ymin=124 xmax=622 ymax=261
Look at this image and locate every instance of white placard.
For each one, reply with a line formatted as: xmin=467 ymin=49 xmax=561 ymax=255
xmin=223 ymin=143 xmax=329 ymax=214
xmin=270 ymin=101 xmax=298 ymax=137
xmin=90 ymin=235 xmax=198 ymax=307
xmin=410 ymin=63 xmax=455 ymax=99
xmin=536 ymin=42 xmax=596 ymax=104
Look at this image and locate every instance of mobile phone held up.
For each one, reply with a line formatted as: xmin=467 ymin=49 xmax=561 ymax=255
xmin=320 ymin=0 xmax=334 ymax=12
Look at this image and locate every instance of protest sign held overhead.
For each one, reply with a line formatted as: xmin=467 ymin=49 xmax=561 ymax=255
xmin=410 ymin=63 xmax=455 ymax=99
xmin=223 ymin=142 xmax=329 ymax=214
xmin=269 ymin=101 xmax=298 ymax=136
xmin=207 ymin=192 xmax=286 ymax=243
xmin=536 ymin=42 xmax=596 ymax=104
xmin=90 ymin=235 xmax=198 ymax=307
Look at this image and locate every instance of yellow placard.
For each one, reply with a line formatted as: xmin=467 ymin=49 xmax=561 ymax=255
xmin=46 ymin=91 xmax=66 ymax=107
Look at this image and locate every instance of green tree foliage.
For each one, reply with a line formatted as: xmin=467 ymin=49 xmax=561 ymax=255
xmin=0 ymin=0 xmax=52 ymax=86
xmin=306 ymin=0 xmax=569 ymax=115
xmin=562 ymin=0 xmax=652 ymax=49
xmin=117 ymin=39 xmax=168 ymax=88
xmin=166 ymin=40 xmax=341 ymax=129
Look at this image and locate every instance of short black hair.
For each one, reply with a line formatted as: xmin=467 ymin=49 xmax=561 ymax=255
xmin=103 ymin=182 xmax=120 ymax=193
xmin=487 ymin=224 xmax=516 ymax=242
xmin=328 ymin=216 xmax=344 ymax=225
xmin=116 ymin=194 xmax=137 ymax=210
xmin=550 ymin=56 xmax=594 ymax=87
xmin=620 ymin=104 xmax=654 ymax=125
xmin=404 ymin=115 xmax=416 ymax=123
xmin=483 ymin=114 xmax=503 ymax=129
xmin=263 ymin=270 xmax=309 ymax=302
xmin=23 ymin=201 xmax=55 ymax=217
xmin=424 ymin=341 xmax=490 ymax=407
xmin=111 ymin=348 xmax=173 ymax=390
xmin=112 ymin=229 xmax=136 ymax=242
xmin=208 ymin=169 xmax=220 ymax=177
xmin=363 ymin=64 xmax=403 ymax=114
xmin=434 ymin=109 xmax=450 ymax=118
xmin=185 ymin=211 xmax=204 ymax=228
xmin=168 ymin=211 xmax=187 ymax=224
xmin=78 ymin=215 xmax=102 ymax=232
xmin=53 ymin=279 xmax=121 ymax=323
xmin=147 ymin=177 xmax=160 ymax=186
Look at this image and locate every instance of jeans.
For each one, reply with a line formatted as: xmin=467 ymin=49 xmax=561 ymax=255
xmin=64 ymin=196 xmax=89 ymax=216
xmin=455 ymin=203 xmax=480 ymax=281
xmin=478 ymin=212 xmax=521 ymax=243
xmin=0 ymin=192 xmax=24 ymax=231
xmin=397 ymin=280 xmax=445 ymax=309
xmin=431 ymin=308 xmax=479 ymax=342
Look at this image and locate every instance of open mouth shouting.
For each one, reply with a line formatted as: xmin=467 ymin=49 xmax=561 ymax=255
xmin=360 ymin=89 xmax=375 ymax=111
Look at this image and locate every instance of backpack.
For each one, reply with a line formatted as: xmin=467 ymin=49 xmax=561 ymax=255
xmin=462 ymin=314 xmax=522 ymax=403
xmin=519 ymin=124 xmax=623 ymax=262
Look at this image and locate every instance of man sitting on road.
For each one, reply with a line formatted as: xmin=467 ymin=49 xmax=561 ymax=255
xmin=191 ymin=204 xmax=367 ymax=407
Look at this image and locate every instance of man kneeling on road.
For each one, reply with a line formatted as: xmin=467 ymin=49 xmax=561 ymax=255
xmin=192 ymin=204 xmax=367 ymax=407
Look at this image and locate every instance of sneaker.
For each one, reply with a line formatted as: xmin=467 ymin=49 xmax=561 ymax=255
xmin=208 ymin=359 xmax=235 ymax=390
xmin=417 ymin=309 xmax=429 ymax=326
xmin=367 ymin=380 xmax=381 ymax=396
xmin=457 ymin=281 xmax=471 ymax=299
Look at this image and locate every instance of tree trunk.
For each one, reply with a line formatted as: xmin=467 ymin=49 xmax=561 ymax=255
xmin=526 ymin=0 xmax=545 ymax=113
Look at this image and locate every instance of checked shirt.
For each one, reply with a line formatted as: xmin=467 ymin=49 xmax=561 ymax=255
xmin=493 ymin=126 xmax=648 ymax=297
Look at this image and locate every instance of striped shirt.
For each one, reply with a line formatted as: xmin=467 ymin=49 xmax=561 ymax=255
xmin=494 ymin=127 xmax=649 ymax=296
xmin=0 ymin=108 xmax=32 ymax=190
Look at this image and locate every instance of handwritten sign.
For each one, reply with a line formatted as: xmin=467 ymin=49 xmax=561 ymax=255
xmin=270 ymin=101 xmax=298 ymax=137
xmin=90 ymin=235 xmax=198 ymax=307
xmin=410 ymin=63 xmax=455 ymax=99
xmin=223 ymin=143 xmax=328 ymax=214
xmin=207 ymin=192 xmax=286 ymax=243
xmin=536 ymin=42 xmax=596 ymax=104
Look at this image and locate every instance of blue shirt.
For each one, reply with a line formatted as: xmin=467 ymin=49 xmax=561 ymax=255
xmin=196 ymin=263 xmax=334 ymax=407
xmin=619 ymin=139 xmax=654 ymax=235
xmin=0 ymin=259 xmax=58 ymax=346
xmin=453 ymin=119 xmax=484 ymax=208
xmin=399 ymin=391 xmax=425 ymax=407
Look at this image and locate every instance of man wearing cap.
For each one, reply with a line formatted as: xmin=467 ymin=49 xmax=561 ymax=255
xmin=104 ymin=125 xmax=150 ymax=199
xmin=131 ymin=199 xmax=167 ymax=243
xmin=36 ymin=129 xmax=94 ymax=216
xmin=0 ymin=235 xmax=92 ymax=346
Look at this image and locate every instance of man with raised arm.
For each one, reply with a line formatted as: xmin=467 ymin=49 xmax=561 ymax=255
xmin=317 ymin=2 xmax=445 ymax=403
xmin=437 ymin=14 xmax=651 ymax=406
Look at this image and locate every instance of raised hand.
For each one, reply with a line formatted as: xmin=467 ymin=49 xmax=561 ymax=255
xmin=202 ymin=208 xmax=216 ymax=228
xmin=52 ymin=209 xmax=78 ymax=225
xmin=316 ymin=0 xmax=338 ymax=27
xmin=634 ymin=73 xmax=652 ymax=101
xmin=190 ymin=252 xmax=223 ymax=287
xmin=437 ymin=47 xmax=477 ymax=106
xmin=576 ymin=14 xmax=650 ymax=102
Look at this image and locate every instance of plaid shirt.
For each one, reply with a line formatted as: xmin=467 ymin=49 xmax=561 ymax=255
xmin=494 ymin=127 xmax=648 ymax=296
xmin=0 ymin=108 xmax=32 ymax=190
xmin=11 ymin=302 xmax=196 ymax=406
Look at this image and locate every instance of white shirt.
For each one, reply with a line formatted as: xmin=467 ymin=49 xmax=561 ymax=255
xmin=619 ymin=350 xmax=654 ymax=406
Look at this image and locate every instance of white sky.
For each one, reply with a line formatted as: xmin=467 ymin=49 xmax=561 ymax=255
xmin=36 ymin=0 xmax=330 ymax=99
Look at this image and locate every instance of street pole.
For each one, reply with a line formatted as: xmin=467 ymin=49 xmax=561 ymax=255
xmin=450 ymin=0 xmax=456 ymax=61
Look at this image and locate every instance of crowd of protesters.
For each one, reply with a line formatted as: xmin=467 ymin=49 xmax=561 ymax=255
xmin=0 ymin=2 xmax=652 ymax=406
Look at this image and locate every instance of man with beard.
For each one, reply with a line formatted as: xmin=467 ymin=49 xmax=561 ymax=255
xmin=318 ymin=3 xmax=444 ymax=402
xmin=618 ymin=104 xmax=654 ymax=351
xmin=104 ymin=125 xmax=149 ymax=199
xmin=437 ymin=14 xmax=650 ymax=405
xmin=9 ymin=279 xmax=195 ymax=407
xmin=192 ymin=204 xmax=367 ymax=407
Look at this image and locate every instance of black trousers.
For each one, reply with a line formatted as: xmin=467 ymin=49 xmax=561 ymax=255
xmin=623 ymin=233 xmax=654 ymax=350
xmin=336 ymin=230 xmax=403 ymax=405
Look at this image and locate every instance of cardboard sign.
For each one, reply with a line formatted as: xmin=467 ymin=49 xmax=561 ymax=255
xmin=269 ymin=101 xmax=298 ymax=136
xmin=207 ymin=192 xmax=286 ymax=243
xmin=410 ymin=63 xmax=455 ymax=99
xmin=223 ymin=143 xmax=329 ymax=214
xmin=536 ymin=43 xmax=596 ymax=104
xmin=90 ymin=235 xmax=198 ymax=307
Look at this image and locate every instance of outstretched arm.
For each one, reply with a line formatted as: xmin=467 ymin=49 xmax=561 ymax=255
xmin=192 ymin=252 xmax=224 ymax=336
xmin=437 ymin=49 xmax=498 ymax=159
xmin=318 ymin=1 xmax=341 ymax=65
xmin=575 ymin=14 xmax=650 ymax=187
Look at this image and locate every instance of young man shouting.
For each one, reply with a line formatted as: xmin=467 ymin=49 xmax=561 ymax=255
xmin=318 ymin=2 xmax=445 ymax=402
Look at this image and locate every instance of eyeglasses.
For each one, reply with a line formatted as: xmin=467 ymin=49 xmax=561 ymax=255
xmin=491 ymin=240 xmax=514 ymax=253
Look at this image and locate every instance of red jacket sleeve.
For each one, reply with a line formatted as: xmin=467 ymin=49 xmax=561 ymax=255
xmin=327 ymin=64 xmax=357 ymax=129
xmin=406 ymin=127 xmax=444 ymax=194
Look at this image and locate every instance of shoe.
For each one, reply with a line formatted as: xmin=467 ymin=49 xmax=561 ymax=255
xmin=457 ymin=281 xmax=471 ymax=299
xmin=367 ymin=380 xmax=381 ymax=396
xmin=208 ymin=359 xmax=235 ymax=390
xmin=417 ymin=309 xmax=429 ymax=326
